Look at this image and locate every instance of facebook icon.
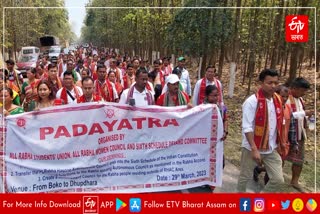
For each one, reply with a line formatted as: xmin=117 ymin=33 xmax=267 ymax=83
xmin=240 ymin=198 xmax=251 ymax=212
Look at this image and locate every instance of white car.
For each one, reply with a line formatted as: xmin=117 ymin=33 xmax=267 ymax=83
xmin=48 ymin=46 xmax=61 ymax=63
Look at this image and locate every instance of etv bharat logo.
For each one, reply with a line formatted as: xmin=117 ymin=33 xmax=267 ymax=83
xmin=286 ymin=15 xmax=308 ymax=42
xmin=83 ymin=196 xmax=99 ymax=214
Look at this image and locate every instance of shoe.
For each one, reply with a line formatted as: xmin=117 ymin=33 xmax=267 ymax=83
xmin=291 ymin=183 xmax=305 ymax=193
xmin=253 ymin=166 xmax=260 ymax=182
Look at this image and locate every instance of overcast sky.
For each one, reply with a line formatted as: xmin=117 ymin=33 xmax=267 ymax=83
xmin=65 ymin=0 xmax=89 ymax=38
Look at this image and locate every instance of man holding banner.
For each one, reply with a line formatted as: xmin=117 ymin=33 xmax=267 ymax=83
xmin=4 ymin=101 xmax=224 ymax=193
xmin=156 ymin=74 xmax=190 ymax=107
xmin=119 ymin=67 xmax=154 ymax=106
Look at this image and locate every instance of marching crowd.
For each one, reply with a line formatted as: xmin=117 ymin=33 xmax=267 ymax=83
xmin=0 ymin=44 xmax=313 ymax=193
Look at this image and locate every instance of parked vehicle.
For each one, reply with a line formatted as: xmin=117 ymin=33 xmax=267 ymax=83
xmin=48 ymin=46 xmax=61 ymax=63
xmin=39 ymin=35 xmax=60 ymax=54
xmin=16 ymin=54 xmax=39 ymax=77
xmin=21 ymin=46 xmax=40 ymax=56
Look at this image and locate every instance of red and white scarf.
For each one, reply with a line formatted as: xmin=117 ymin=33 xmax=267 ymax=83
xmin=94 ymin=80 xmax=114 ymax=102
xmin=254 ymin=89 xmax=283 ymax=151
xmin=287 ymin=93 xmax=306 ymax=141
xmin=126 ymin=83 xmax=154 ymax=105
xmin=122 ymin=74 xmax=135 ymax=90
xmin=77 ymin=94 xmax=102 ymax=103
xmin=198 ymin=78 xmax=222 ymax=105
xmin=60 ymin=86 xmax=81 ymax=104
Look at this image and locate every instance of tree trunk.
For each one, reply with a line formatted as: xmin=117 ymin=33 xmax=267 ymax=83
xmin=217 ymin=0 xmax=228 ymax=78
xmin=200 ymin=10 xmax=210 ymax=78
xmin=287 ymin=0 xmax=309 ymax=85
xmin=231 ymin=0 xmax=241 ymax=63
xmin=242 ymin=53 xmax=248 ymax=85
xmin=317 ymin=44 xmax=320 ymax=73
xmin=246 ymin=3 xmax=259 ymax=95
xmin=284 ymin=47 xmax=290 ymax=77
xmin=270 ymin=0 xmax=284 ymax=69
xmin=228 ymin=62 xmax=236 ymax=98
xmin=288 ymin=44 xmax=300 ymax=84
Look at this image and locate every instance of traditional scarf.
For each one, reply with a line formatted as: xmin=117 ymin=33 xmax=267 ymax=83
xmin=60 ymin=86 xmax=81 ymax=104
xmin=163 ymin=91 xmax=188 ymax=106
xmin=77 ymin=94 xmax=102 ymax=103
xmin=25 ymin=79 xmax=40 ymax=102
xmin=94 ymin=80 xmax=114 ymax=102
xmin=58 ymin=62 xmax=64 ymax=77
xmin=7 ymin=81 xmax=20 ymax=94
xmin=288 ymin=93 xmax=306 ymax=141
xmin=49 ymin=76 xmax=62 ymax=95
xmin=9 ymin=70 xmax=22 ymax=91
xmin=72 ymin=70 xmax=78 ymax=83
xmin=53 ymin=99 xmax=64 ymax=106
xmin=158 ymin=70 xmax=165 ymax=88
xmin=91 ymin=62 xmax=97 ymax=80
xmin=277 ymin=103 xmax=291 ymax=159
xmin=162 ymin=65 xmax=172 ymax=77
xmin=40 ymin=72 xmax=49 ymax=80
xmin=254 ymin=89 xmax=283 ymax=151
xmin=198 ymin=78 xmax=222 ymax=105
xmin=114 ymin=67 xmax=122 ymax=84
xmin=126 ymin=83 xmax=154 ymax=105
xmin=123 ymin=74 xmax=135 ymax=90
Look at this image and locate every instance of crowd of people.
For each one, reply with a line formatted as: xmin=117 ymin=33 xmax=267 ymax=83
xmin=0 ymin=44 xmax=313 ymax=193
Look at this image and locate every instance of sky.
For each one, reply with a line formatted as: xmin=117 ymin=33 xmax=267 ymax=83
xmin=65 ymin=0 xmax=89 ymax=38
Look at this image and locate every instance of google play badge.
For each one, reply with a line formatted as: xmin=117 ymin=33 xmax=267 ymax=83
xmin=306 ymin=199 xmax=317 ymax=212
xmin=116 ymin=198 xmax=127 ymax=212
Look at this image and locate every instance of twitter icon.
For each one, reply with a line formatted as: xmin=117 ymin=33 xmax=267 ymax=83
xmin=281 ymin=200 xmax=290 ymax=210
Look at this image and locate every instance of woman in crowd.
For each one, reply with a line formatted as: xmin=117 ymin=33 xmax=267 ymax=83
xmin=47 ymin=64 xmax=63 ymax=96
xmin=20 ymin=67 xmax=40 ymax=111
xmin=108 ymin=70 xmax=123 ymax=97
xmin=28 ymin=80 xmax=64 ymax=111
xmin=0 ymin=76 xmax=20 ymax=106
xmin=1 ymin=87 xmax=24 ymax=116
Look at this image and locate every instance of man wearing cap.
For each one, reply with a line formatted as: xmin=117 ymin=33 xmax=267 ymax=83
xmin=193 ymin=65 xmax=224 ymax=107
xmin=156 ymin=74 xmax=189 ymax=106
xmin=5 ymin=59 xmax=24 ymax=92
xmin=175 ymin=56 xmax=191 ymax=98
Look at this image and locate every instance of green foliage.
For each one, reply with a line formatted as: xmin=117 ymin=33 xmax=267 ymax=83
xmin=1 ymin=0 xmax=74 ymax=52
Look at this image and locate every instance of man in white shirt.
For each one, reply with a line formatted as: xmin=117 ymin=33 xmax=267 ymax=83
xmin=175 ymin=57 xmax=191 ymax=97
xmin=56 ymin=71 xmax=83 ymax=104
xmin=119 ymin=67 xmax=154 ymax=106
xmin=192 ymin=65 xmax=223 ymax=106
xmin=60 ymin=59 xmax=81 ymax=82
xmin=237 ymin=69 xmax=285 ymax=192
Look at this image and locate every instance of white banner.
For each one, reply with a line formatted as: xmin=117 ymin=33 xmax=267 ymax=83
xmin=4 ymin=103 xmax=223 ymax=193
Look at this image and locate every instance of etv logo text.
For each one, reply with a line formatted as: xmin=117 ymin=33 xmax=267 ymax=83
xmin=83 ymin=196 xmax=99 ymax=214
xmin=285 ymin=15 xmax=308 ymax=42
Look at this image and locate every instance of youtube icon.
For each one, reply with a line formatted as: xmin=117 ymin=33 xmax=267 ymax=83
xmin=267 ymin=200 xmax=280 ymax=211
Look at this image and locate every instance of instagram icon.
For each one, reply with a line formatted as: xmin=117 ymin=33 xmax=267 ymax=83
xmin=254 ymin=198 xmax=265 ymax=212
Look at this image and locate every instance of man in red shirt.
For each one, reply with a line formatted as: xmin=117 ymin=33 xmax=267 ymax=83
xmin=76 ymin=76 xmax=102 ymax=103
